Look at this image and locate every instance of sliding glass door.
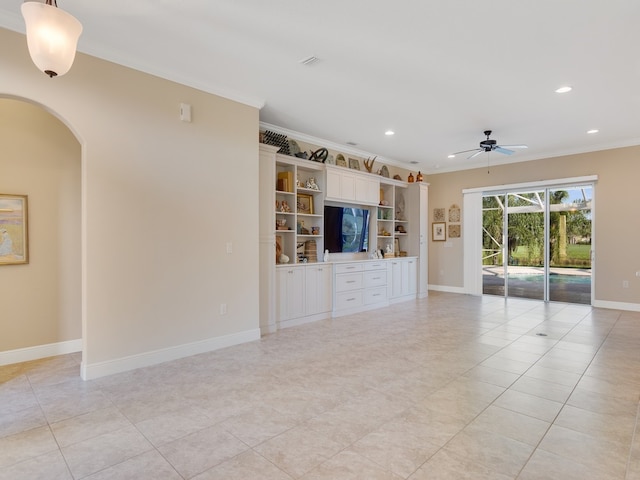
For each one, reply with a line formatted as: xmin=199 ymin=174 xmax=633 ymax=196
xmin=482 ymin=185 xmax=592 ymax=304
xmin=548 ymin=187 xmax=592 ymax=303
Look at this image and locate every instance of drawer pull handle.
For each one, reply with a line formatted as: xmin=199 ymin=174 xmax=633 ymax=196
xmin=372 ymin=277 xmax=380 ymax=280
xmin=346 ymin=280 xmax=356 ymax=284
xmin=373 ymin=293 xmax=381 ymax=297
xmin=346 ymin=297 xmax=356 ymax=302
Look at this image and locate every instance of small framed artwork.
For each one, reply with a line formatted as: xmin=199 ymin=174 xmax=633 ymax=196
xmin=448 ymin=224 xmax=461 ymax=238
xmin=0 ymin=194 xmax=29 ymax=265
xmin=449 ymin=204 xmax=461 ymax=222
xmin=434 ymin=208 xmax=445 ymax=222
xmin=432 ymin=222 xmax=446 ymax=241
xmin=297 ymin=194 xmax=314 ymax=214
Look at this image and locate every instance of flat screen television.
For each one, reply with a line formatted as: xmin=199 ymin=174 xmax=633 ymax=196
xmin=324 ymin=206 xmax=369 ymax=253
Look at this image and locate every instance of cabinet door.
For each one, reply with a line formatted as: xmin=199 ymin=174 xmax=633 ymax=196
xmin=305 ymin=265 xmax=332 ymax=315
xmin=390 ymin=261 xmax=403 ymax=297
xmin=354 ymin=176 xmax=380 ymax=206
xmin=326 ymin=169 xmax=341 ymax=200
xmin=406 ymin=259 xmax=417 ymax=295
xmin=276 ymin=267 xmax=305 ymax=321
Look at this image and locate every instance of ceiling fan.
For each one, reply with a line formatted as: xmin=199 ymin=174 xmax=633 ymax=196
xmin=452 ymin=130 xmax=528 ymax=160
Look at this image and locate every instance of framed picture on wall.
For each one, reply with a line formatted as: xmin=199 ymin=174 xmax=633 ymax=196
xmin=0 ymin=194 xmax=29 ymax=265
xmin=432 ymin=222 xmax=446 ymax=242
xmin=296 ymin=194 xmax=314 ymax=214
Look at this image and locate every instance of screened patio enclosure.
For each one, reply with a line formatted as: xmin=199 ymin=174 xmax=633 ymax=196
xmin=481 ymin=185 xmax=592 ymax=304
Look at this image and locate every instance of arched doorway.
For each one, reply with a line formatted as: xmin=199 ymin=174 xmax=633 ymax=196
xmin=0 ymin=97 xmax=82 ymax=366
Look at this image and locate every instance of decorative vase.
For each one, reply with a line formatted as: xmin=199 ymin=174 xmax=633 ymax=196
xmin=408 ymin=172 xmax=414 ymax=183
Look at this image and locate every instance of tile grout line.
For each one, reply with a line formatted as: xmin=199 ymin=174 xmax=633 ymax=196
xmin=513 ymin=308 xmax=624 ymax=479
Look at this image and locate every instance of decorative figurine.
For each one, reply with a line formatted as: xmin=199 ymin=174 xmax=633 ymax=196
xmin=408 ymin=172 xmax=415 ymax=183
xmin=324 ymin=249 xmax=329 ymax=262
xmin=416 ymin=171 xmax=423 ymax=182
xmin=281 ymin=200 xmax=291 ymax=213
xmin=306 ymin=177 xmax=319 ymax=190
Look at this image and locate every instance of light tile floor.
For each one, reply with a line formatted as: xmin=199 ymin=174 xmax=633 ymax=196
xmin=2 ymin=292 xmax=640 ymax=479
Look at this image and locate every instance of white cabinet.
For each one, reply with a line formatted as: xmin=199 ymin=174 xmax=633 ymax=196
xmin=276 ymin=266 xmax=305 ymax=322
xmin=355 ymin=175 xmax=380 ymax=205
xmin=363 ymin=262 xmax=388 ymax=305
xmin=276 ymin=264 xmax=333 ymax=327
xmin=407 ymin=183 xmax=428 ymax=298
xmin=334 ymin=263 xmax=364 ymax=311
xmin=305 ymin=264 xmax=333 ymax=316
xmin=389 ymin=257 xmax=417 ymax=301
xmin=334 ymin=261 xmax=388 ymax=315
xmin=325 ymin=165 xmax=379 ymax=206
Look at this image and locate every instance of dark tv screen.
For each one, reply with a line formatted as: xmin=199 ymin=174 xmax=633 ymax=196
xmin=324 ymin=206 xmax=369 ymax=253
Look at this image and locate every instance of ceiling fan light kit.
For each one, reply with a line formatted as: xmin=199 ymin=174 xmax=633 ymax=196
xmin=21 ymin=0 xmax=82 ymax=78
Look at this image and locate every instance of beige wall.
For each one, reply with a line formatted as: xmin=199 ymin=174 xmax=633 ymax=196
xmin=1 ymin=28 xmax=260 ymax=377
xmin=0 ymin=99 xmax=81 ymax=351
xmin=426 ymin=146 xmax=639 ymax=305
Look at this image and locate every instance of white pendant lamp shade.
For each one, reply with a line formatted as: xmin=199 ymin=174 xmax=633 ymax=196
xmin=21 ymin=1 xmax=82 ymax=78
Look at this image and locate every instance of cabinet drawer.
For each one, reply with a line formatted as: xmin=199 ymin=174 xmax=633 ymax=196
xmin=364 ymin=262 xmax=386 ymax=271
xmin=364 ymin=270 xmax=387 ymax=288
xmin=335 ymin=290 xmax=363 ymax=310
xmin=335 ymin=273 xmax=363 ymax=292
xmin=335 ymin=263 xmax=363 ymax=274
xmin=364 ymin=286 xmax=387 ymax=305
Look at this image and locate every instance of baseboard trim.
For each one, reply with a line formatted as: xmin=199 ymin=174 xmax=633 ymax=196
xmin=81 ymin=328 xmax=261 ymax=381
xmin=428 ymin=284 xmax=467 ymax=294
xmin=0 ymin=339 xmax=82 ymax=366
xmin=593 ymin=300 xmax=640 ymax=312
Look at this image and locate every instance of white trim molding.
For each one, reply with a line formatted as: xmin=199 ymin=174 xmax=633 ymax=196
xmin=593 ymin=300 xmax=640 ymax=312
xmin=81 ymin=329 xmax=261 ymax=380
xmin=428 ymin=284 xmax=467 ymax=295
xmin=0 ymin=339 xmax=82 ymax=366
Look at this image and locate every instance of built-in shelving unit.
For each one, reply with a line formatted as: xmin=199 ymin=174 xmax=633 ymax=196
xmin=259 ymin=142 xmax=429 ymax=335
xmin=275 ymin=154 xmax=324 ymax=265
xmin=375 ymin=179 xmax=410 ymax=256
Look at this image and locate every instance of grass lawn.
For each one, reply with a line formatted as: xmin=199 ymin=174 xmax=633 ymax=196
xmin=510 ymin=244 xmax=591 ymax=267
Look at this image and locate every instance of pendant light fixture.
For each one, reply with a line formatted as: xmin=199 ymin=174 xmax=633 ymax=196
xmin=21 ymin=0 xmax=82 ymax=78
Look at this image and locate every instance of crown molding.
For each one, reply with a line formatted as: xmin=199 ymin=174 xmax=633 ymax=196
xmin=259 ymin=122 xmax=404 ymax=168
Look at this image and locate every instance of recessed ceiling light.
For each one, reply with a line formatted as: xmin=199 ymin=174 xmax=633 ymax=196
xmin=555 ymin=86 xmax=572 ymax=93
xmin=409 ymin=161 xmax=419 ymax=165
xmin=587 ymin=129 xmax=599 ymax=134
xmin=448 ymin=154 xmax=455 ymax=159
xmin=345 ymin=141 xmax=358 ymax=146
xmin=385 ymin=130 xmax=395 ymax=136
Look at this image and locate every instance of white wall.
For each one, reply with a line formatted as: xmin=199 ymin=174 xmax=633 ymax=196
xmin=0 ymin=28 xmax=260 ymax=378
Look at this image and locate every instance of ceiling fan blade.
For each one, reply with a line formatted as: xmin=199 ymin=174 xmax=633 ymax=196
xmin=500 ymin=144 xmax=528 ymax=149
xmin=467 ymin=150 xmax=484 ymax=160
xmin=452 ymin=148 xmax=481 ymax=156
xmin=495 ymin=147 xmax=514 ymax=155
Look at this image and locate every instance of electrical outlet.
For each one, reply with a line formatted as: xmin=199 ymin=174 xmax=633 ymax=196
xmin=220 ymin=303 xmax=227 ymax=315
xmin=623 ymin=280 xmax=629 ymax=289
xmin=226 ymin=242 xmax=233 ymax=254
